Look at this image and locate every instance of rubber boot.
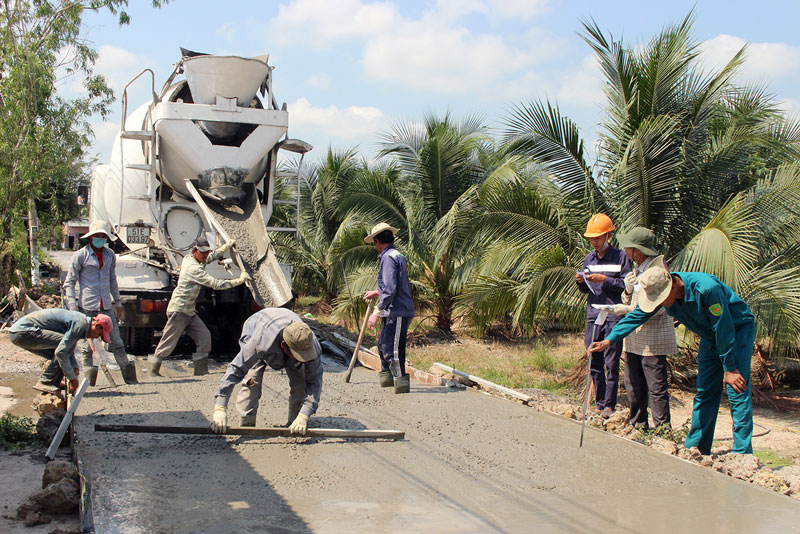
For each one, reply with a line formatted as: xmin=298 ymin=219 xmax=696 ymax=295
xmin=394 ymin=374 xmax=410 ymax=394
xmin=379 ymin=371 xmax=394 ymax=388
xmin=85 ymin=367 xmax=98 ymax=387
xmin=121 ymin=362 xmax=138 ymax=384
xmin=240 ymin=414 xmax=256 ymax=427
xmin=147 ymin=356 xmax=162 ymax=377
xmin=193 ymin=353 xmax=209 ymax=376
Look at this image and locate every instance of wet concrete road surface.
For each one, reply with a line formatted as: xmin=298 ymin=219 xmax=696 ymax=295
xmin=73 ymin=357 xmax=800 ymax=533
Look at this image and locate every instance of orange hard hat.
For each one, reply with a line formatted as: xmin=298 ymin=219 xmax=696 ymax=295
xmin=584 ymin=213 xmax=615 ymax=237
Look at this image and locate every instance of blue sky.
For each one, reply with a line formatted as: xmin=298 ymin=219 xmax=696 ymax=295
xmin=79 ymin=0 xmax=800 ymax=166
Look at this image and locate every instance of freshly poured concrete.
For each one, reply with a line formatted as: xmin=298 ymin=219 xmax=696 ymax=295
xmin=73 ymin=357 xmax=800 ymax=533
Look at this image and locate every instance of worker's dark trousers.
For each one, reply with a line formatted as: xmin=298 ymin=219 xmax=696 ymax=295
xmin=8 ymin=329 xmax=76 ymax=386
xmin=379 ymin=316 xmax=409 ymax=377
xmin=624 ymin=353 xmax=670 ymax=428
xmin=684 ymin=322 xmax=754 ymax=455
xmin=585 ymin=320 xmax=622 ymax=411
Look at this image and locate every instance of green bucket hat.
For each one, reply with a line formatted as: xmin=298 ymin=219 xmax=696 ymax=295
xmin=617 ymin=227 xmax=659 ymax=256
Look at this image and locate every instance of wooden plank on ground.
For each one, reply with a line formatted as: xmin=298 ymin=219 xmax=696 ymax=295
xmin=46 ymin=378 xmax=89 ymax=459
xmin=432 ymin=363 xmax=533 ymax=403
xmin=94 ymin=424 xmax=404 ymax=440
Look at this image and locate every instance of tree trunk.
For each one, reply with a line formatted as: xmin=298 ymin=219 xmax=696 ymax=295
xmin=28 ymin=195 xmax=41 ymax=286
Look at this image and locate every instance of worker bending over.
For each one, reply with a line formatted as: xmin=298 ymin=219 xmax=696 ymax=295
xmin=211 ymin=308 xmax=322 ymax=435
xmin=589 ymin=267 xmax=755 ymax=454
xmin=8 ymin=309 xmax=112 ymax=395
xmin=148 ymin=237 xmax=248 ymax=376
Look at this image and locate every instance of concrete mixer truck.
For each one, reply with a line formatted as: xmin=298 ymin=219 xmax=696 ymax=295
xmin=90 ymin=49 xmax=311 ymax=354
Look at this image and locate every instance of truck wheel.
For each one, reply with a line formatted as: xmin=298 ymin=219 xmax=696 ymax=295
xmin=125 ymin=327 xmax=155 ymax=355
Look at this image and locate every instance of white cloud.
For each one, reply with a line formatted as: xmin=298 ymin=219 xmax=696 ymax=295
xmin=288 ymin=97 xmax=386 ymax=138
xmin=777 ymin=97 xmax=800 ymax=118
xmin=216 ymin=23 xmax=238 ymax=41
xmin=89 ymin=120 xmax=120 ymax=163
xmin=486 ymin=0 xmax=551 ymax=19
xmin=269 ymin=0 xmax=397 ymax=46
xmin=433 ymin=0 xmax=551 ymax=20
xmin=362 ymin=19 xmax=531 ymax=93
xmin=699 ymin=35 xmax=800 ymax=84
xmin=305 ymin=74 xmax=331 ymax=89
xmin=556 ymin=54 xmax=604 ymax=109
xmin=92 ymin=45 xmax=152 ymax=92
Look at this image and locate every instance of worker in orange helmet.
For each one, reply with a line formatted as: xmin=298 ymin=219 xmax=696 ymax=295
xmin=576 ymin=214 xmax=632 ymax=419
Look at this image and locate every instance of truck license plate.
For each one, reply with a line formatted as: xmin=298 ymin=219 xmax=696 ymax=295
xmin=126 ymin=226 xmax=151 ymax=244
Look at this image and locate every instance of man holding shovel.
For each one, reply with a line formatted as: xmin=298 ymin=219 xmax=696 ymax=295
xmin=576 ymin=214 xmax=631 ymax=419
xmin=588 ymin=267 xmax=755 ymax=454
xmin=363 ymin=223 xmax=415 ymax=394
xmin=210 ymin=308 xmax=322 ymax=434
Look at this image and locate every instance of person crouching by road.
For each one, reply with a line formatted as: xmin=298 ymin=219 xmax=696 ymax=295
xmin=588 ymin=267 xmax=755 ymax=455
xmin=148 ymin=237 xmax=249 ymax=377
xmin=613 ymin=227 xmax=677 ymax=429
xmin=362 ymin=223 xmax=415 ymax=394
xmin=64 ymin=220 xmax=137 ymax=386
xmin=576 ymin=214 xmax=631 ymax=419
xmin=8 ymin=309 xmax=112 ymax=396
xmin=210 ymin=308 xmax=322 ymax=434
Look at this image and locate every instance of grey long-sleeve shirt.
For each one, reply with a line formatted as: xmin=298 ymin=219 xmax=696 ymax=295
xmin=63 ymin=245 xmax=121 ymax=311
xmin=9 ymin=309 xmax=89 ymax=380
xmin=214 ymin=308 xmax=323 ymax=418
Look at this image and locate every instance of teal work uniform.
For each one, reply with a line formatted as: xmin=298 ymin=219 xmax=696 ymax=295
xmin=606 ymin=272 xmax=755 ymax=454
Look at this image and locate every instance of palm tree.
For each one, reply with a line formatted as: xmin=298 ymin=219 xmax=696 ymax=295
xmin=271 ymin=148 xmax=373 ymax=307
xmin=338 ymin=112 xmax=489 ymax=332
xmin=456 ymin=12 xmax=800 ymax=358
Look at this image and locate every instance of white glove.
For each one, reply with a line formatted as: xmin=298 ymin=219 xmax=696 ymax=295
xmin=612 ymin=303 xmax=634 ymax=315
xmin=219 ymin=240 xmax=236 ymax=253
xmin=288 ymin=413 xmax=308 ymax=435
xmin=624 ymin=272 xmax=636 ymax=294
xmin=237 ymin=271 xmax=251 ymax=285
xmin=211 ymin=405 xmax=227 ymax=433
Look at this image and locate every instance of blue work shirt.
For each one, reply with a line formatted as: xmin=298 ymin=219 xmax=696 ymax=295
xmin=376 ymin=244 xmax=415 ymax=318
xmin=64 ymin=245 xmax=121 ymax=311
xmin=576 ymin=245 xmax=631 ymax=323
xmin=9 ymin=309 xmax=89 ymax=380
xmin=607 ymin=272 xmax=755 ymax=372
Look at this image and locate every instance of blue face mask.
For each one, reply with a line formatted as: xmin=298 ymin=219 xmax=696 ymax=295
xmin=92 ymin=237 xmax=107 ymax=248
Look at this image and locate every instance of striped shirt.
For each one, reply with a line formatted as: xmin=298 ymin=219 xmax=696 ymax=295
xmin=621 ymin=256 xmax=679 ymax=356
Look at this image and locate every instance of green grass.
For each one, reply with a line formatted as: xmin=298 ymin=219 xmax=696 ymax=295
xmin=754 ymin=449 xmax=795 ymax=468
xmin=0 ymin=415 xmax=39 ymax=450
xmin=296 ymin=295 xmax=322 ymax=307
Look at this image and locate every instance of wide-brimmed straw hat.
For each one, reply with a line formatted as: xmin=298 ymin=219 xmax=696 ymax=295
xmin=81 ymin=220 xmax=117 ymax=241
xmin=364 ymin=222 xmax=399 ymax=244
xmin=638 ymin=265 xmax=673 ymax=313
xmin=617 ymin=227 xmax=659 ymax=256
xmin=283 ymin=321 xmax=319 ymax=362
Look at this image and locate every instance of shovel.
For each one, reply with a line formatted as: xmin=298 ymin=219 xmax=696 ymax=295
xmin=580 ymin=307 xmax=609 ymax=447
xmin=344 ymin=300 xmax=375 ymax=383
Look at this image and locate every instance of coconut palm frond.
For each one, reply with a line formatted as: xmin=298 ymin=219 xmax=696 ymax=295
xmin=671 ymin=193 xmax=759 ymax=290
xmin=503 ymin=99 xmax=598 ymax=209
xmin=740 ymin=262 xmax=800 ymax=359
